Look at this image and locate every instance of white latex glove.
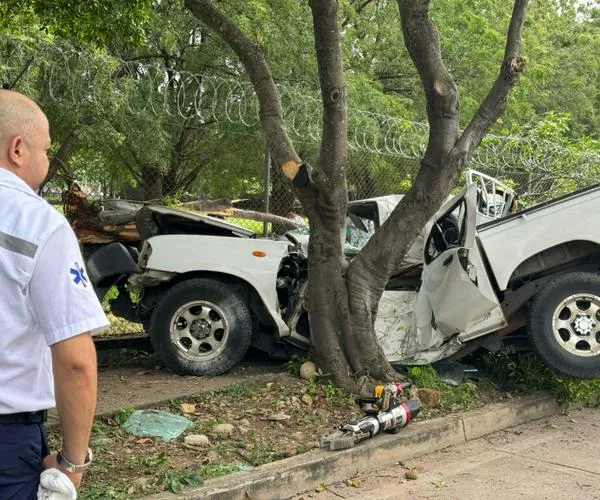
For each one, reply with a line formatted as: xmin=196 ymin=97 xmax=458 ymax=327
xmin=37 ymin=468 xmax=77 ymax=500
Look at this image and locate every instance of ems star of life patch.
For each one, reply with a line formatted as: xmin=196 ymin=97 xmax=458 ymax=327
xmin=70 ymin=262 xmax=88 ymax=287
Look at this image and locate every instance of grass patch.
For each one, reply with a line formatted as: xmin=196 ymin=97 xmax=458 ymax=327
xmin=476 ymin=351 xmax=600 ymax=406
xmin=408 ymin=364 xmax=483 ymax=415
xmin=98 ymin=287 xmax=143 ymax=337
xmin=67 ymin=372 xmax=508 ymax=498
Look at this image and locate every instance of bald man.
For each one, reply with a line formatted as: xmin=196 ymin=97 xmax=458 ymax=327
xmin=0 ymin=90 xmax=109 ymax=498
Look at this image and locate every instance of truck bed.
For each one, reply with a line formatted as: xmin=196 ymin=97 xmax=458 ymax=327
xmin=476 ymin=183 xmax=600 ymax=290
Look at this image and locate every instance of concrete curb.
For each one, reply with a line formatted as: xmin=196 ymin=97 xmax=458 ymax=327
xmin=146 ymin=392 xmax=562 ymax=500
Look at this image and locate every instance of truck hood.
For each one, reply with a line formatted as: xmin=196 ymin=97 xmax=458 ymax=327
xmin=135 ymin=204 xmax=256 ymax=240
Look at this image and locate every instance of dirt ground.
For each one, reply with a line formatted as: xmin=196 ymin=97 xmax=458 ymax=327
xmin=47 ymin=350 xmax=286 ymax=427
xmin=45 ymin=350 xmax=513 ymax=499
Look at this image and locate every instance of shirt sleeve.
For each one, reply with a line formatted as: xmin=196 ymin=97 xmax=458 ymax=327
xmin=29 ymin=221 xmax=110 ymax=346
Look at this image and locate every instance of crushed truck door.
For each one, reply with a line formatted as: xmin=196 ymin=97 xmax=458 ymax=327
xmin=420 ymin=185 xmax=506 ymax=340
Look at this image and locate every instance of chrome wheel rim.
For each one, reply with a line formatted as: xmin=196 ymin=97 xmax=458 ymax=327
xmin=169 ymin=300 xmax=229 ymax=361
xmin=552 ymin=293 xmax=600 ymax=357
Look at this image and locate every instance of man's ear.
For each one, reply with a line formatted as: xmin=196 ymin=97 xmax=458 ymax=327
xmin=7 ymin=135 xmax=25 ymax=168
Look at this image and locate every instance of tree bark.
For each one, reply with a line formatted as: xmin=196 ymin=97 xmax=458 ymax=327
xmin=39 ymin=129 xmax=78 ymax=192
xmin=141 ymin=164 xmax=163 ymax=201
xmin=303 ymin=0 xmax=359 ymax=387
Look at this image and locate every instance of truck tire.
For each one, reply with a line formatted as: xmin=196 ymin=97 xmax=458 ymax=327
xmin=150 ymin=278 xmax=252 ymax=376
xmin=528 ymin=272 xmax=600 ymax=379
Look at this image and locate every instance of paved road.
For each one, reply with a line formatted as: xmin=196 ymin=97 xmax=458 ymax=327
xmin=292 ymin=407 xmax=600 ymax=500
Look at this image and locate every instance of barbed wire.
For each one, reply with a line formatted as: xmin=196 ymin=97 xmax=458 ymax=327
xmin=2 ymin=33 xmax=599 ymax=179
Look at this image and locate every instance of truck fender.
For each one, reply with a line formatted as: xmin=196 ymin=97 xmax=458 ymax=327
xmin=86 ymin=242 xmax=139 ymax=301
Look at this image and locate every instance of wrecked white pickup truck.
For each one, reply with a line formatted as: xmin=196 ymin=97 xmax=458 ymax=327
xmin=87 ymin=170 xmax=524 ymax=377
xmin=386 ymin=182 xmax=600 ymax=379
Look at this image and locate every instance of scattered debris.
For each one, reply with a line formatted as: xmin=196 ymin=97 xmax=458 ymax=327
xmin=214 ymin=423 xmax=235 ymax=435
xmin=300 ymin=361 xmax=317 ymax=381
xmin=417 ymin=388 xmax=442 ymax=407
xmin=408 ymin=386 xmax=420 ymax=400
xmin=301 ymin=394 xmax=314 ymax=406
xmin=432 ymin=361 xmax=479 ymax=386
xmin=184 ymin=434 xmax=211 ymax=448
xmin=55 ymin=376 xmax=508 ymax=498
xmin=405 ymin=469 xmax=419 ymax=480
xmin=122 ymin=410 xmax=192 ymax=442
xmin=268 ymin=412 xmax=292 ymax=421
xmin=346 ymin=476 xmax=364 ymax=488
xmin=180 ymin=403 xmax=203 ymax=416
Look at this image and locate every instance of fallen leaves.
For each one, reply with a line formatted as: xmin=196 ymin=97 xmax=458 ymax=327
xmin=180 ymin=403 xmax=203 ymax=416
xmin=268 ymin=412 xmax=291 ymax=421
xmin=346 ymin=476 xmax=364 ymax=488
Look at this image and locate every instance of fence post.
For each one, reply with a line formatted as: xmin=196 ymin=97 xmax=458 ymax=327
xmin=263 ymin=144 xmax=271 ymax=236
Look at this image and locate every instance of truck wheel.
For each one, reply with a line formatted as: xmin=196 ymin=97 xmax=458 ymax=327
xmin=528 ymin=272 xmax=600 ymax=379
xmin=150 ymin=278 xmax=252 ymax=376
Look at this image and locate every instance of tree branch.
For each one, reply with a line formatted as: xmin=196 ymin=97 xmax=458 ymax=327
xmin=397 ymin=0 xmax=460 ymax=163
xmin=341 ymin=0 xmax=376 ymax=28
xmin=184 ymin=0 xmax=319 ymax=216
xmin=308 ymin=0 xmax=348 ymax=191
xmin=456 ymin=0 xmax=528 ymax=157
xmin=40 ymin=128 xmax=78 ymax=191
xmin=184 ymin=0 xmax=297 ymax=167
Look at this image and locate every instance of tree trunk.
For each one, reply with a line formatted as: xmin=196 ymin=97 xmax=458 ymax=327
xmin=344 ymin=0 xmax=528 ymax=379
xmin=141 ymin=164 xmax=163 ymax=201
xmin=39 ymin=129 xmax=77 ymax=192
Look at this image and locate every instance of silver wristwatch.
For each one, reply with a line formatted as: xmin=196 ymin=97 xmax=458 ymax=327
xmin=56 ymin=448 xmax=93 ymax=473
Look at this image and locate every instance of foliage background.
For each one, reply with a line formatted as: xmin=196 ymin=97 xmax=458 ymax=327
xmin=0 ymin=0 xmax=598 ymax=219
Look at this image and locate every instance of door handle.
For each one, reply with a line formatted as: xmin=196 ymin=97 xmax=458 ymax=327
xmin=442 ymin=255 xmax=454 ymax=267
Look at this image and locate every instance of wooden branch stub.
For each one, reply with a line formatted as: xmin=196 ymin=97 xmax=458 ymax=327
xmin=433 ymin=79 xmax=453 ymax=96
xmin=282 ymin=159 xmax=301 ymax=180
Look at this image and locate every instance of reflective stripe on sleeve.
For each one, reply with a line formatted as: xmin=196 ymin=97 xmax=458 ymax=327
xmin=0 ymin=230 xmax=38 ymax=258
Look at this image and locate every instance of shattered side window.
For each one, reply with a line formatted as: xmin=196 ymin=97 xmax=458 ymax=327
xmin=425 ymin=200 xmax=466 ymax=264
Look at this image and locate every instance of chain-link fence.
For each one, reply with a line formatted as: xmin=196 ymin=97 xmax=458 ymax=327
xmin=2 ymin=33 xmax=600 ymax=336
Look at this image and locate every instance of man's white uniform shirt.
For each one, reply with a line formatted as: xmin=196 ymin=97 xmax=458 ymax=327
xmin=0 ymin=169 xmax=109 ymax=414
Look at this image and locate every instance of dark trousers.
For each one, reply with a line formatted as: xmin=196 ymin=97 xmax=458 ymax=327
xmin=0 ymin=423 xmax=49 ymax=500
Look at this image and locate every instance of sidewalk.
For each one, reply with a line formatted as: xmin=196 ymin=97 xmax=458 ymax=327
xmin=144 ymin=393 xmax=563 ymax=499
xmin=291 ymin=406 xmax=600 ymax=499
